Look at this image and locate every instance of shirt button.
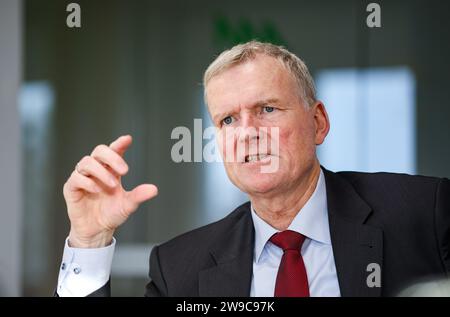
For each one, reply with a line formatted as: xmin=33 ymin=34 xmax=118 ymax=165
xmin=73 ymin=267 xmax=81 ymax=274
xmin=61 ymin=263 xmax=66 ymax=270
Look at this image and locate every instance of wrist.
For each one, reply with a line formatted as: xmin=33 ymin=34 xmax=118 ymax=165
xmin=68 ymin=229 xmax=114 ymax=248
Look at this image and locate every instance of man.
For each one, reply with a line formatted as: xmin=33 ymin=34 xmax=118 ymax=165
xmin=57 ymin=41 xmax=450 ymax=297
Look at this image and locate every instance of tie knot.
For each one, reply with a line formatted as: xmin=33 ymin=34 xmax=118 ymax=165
xmin=270 ymin=230 xmax=305 ymax=251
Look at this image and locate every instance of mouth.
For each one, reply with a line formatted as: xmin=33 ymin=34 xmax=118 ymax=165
xmin=244 ymin=154 xmax=271 ymax=163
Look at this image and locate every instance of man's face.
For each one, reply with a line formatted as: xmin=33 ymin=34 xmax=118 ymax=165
xmin=206 ymin=54 xmax=329 ymax=197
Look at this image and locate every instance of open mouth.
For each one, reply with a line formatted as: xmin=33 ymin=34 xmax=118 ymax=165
xmin=244 ymin=154 xmax=271 ymax=163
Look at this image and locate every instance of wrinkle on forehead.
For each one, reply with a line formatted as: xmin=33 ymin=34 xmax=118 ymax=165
xmin=206 ymin=55 xmax=300 ymax=119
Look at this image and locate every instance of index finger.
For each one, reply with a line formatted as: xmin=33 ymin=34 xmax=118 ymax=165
xmin=109 ymin=135 xmax=133 ymax=157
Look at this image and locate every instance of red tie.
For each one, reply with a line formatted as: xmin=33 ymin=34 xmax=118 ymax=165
xmin=270 ymin=230 xmax=310 ymax=297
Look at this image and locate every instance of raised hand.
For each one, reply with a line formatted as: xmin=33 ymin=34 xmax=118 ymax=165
xmin=63 ymin=135 xmax=158 ymax=248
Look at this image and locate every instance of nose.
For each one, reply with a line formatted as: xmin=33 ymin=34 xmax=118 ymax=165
xmin=238 ymin=114 xmax=260 ymax=143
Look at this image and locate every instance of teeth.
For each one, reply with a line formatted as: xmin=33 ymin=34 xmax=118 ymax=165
xmin=258 ymin=154 xmax=268 ymax=160
xmin=247 ymin=155 xmax=257 ymax=162
xmin=246 ymin=154 xmax=269 ymax=162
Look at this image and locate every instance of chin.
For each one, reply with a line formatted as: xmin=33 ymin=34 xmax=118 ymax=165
xmin=236 ymin=172 xmax=284 ymax=195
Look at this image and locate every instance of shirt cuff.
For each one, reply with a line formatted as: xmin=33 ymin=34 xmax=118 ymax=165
xmin=57 ymin=237 xmax=116 ymax=297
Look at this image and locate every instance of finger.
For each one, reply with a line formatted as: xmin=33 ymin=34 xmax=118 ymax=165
xmin=109 ymin=135 xmax=132 ymax=157
xmin=91 ymin=144 xmax=129 ymax=175
xmin=123 ymin=184 xmax=158 ymax=214
xmin=65 ymin=171 xmax=102 ymax=194
xmin=77 ymin=156 xmax=118 ymax=188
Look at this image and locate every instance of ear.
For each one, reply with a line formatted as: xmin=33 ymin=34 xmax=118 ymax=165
xmin=312 ymin=101 xmax=330 ymax=145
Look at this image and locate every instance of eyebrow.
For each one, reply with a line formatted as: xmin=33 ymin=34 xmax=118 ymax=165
xmin=212 ymin=98 xmax=280 ymax=123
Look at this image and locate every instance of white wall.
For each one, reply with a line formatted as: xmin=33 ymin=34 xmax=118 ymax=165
xmin=0 ymin=0 xmax=22 ymax=296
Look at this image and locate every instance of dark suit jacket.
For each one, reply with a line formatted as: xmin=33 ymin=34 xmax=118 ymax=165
xmin=93 ymin=168 xmax=450 ymax=297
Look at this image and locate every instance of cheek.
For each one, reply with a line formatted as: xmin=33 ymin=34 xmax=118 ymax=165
xmin=216 ymin=132 xmax=225 ymax=155
xmin=279 ymin=123 xmax=315 ymax=158
xmin=217 ymin=130 xmax=238 ymax=161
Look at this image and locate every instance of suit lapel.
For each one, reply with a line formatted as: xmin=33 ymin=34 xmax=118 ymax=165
xmin=199 ymin=206 xmax=254 ymax=296
xmin=324 ymin=168 xmax=383 ymax=297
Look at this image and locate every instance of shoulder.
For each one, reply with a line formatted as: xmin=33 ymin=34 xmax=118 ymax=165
xmin=336 ymin=169 xmax=443 ymax=184
xmin=330 ymin=169 xmax=449 ymax=220
xmin=148 ymin=201 xmax=252 ymax=295
xmin=155 ymin=201 xmax=251 ymax=258
xmin=335 ymin=170 xmax=445 ymax=198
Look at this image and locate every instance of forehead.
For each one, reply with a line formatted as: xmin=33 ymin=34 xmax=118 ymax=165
xmin=206 ymin=55 xmax=298 ymax=113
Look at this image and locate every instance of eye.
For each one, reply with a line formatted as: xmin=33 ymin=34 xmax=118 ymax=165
xmin=263 ymin=106 xmax=275 ymax=113
xmin=222 ymin=116 xmax=234 ymax=125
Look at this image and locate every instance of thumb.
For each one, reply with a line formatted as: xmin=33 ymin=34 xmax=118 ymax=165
xmin=124 ymin=184 xmax=158 ymax=214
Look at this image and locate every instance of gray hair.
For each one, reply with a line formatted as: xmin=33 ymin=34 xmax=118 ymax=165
xmin=203 ymin=41 xmax=316 ymax=107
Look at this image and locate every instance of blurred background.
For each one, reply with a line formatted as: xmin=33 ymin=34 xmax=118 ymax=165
xmin=0 ymin=0 xmax=449 ymax=296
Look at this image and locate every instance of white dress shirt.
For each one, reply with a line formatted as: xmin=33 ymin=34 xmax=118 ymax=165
xmin=250 ymin=169 xmax=341 ymax=296
xmin=58 ymin=169 xmax=340 ymax=297
xmin=57 ymin=238 xmax=115 ymax=297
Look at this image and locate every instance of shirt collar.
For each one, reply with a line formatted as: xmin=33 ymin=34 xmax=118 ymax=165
xmin=251 ymin=168 xmax=331 ymax=263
